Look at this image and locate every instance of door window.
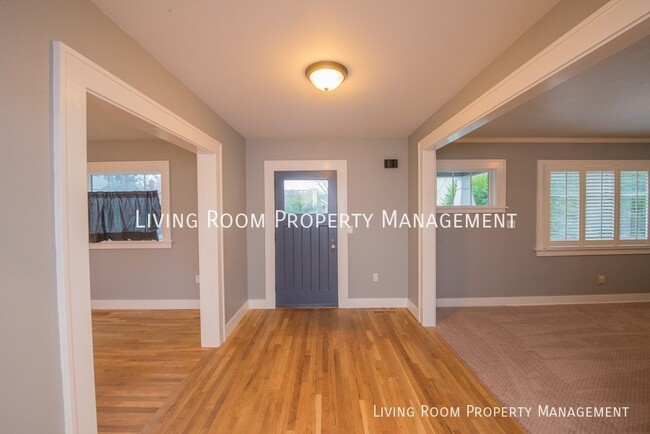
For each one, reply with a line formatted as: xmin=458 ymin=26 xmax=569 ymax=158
xmin=283 ymin=179 xmax=329 ymax=214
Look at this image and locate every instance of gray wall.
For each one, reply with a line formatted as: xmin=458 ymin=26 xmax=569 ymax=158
xmin=246 ymin=139 xmax=408 ymax=301
xmin=407 ymin=0 xmax=609 ymax=305
xmin=87 ymin=139 xmax=199 ymax=300
xmin=437 ymin=142 xmax=650 ymax=298
xmin=0 ymin=0 xmax=245 ymax=432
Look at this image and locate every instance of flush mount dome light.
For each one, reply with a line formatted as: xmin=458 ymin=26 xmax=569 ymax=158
xmin=305 ymin=61 xmax=348 ymax=92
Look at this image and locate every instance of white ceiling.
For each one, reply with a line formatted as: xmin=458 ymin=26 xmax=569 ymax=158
xmin=471 ymin=35 xmax=650 ymax=138
xmin=90 ymin=0 xmax=559 ymax=139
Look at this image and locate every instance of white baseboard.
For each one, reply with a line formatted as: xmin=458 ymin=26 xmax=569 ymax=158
xmin=345 ymin=298 xmax=408 ymax=308
xmin=248 ymin=298 xmax=409 ymax=309
xmin=90 ymin=294 xmax=647 ymax=313
xmin=437 ymin=293 xmax=650 ymax=307
xmin=91 ymin=299 xmax=199 ymax=309
xmin=248 ymin=299 xmax=270 ymax=309
xmin=406 ymin=298 xmax=418 ymax=319
xmin=225 ymin=300 xmax=249 ymax=338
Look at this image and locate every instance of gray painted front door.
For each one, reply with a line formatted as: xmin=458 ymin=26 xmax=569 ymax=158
xmin=275 ymin=170 xmax=338 ymax=307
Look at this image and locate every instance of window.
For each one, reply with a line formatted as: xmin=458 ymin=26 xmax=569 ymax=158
xmin=537 ymin=160 xmax=650 ymax=256
xmin=436 ymin=159 xmax=506 ymax=212
xmin=283 ymin=179 xmax=329 ymax=214
xmin=88 ymin=161 xmax=171 ymax=249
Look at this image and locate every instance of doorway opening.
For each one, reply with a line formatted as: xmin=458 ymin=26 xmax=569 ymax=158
xmin=53 ymin=42 xmax=225 ymax=433
xmin=85 ymin=102 xmax=206 ymax=432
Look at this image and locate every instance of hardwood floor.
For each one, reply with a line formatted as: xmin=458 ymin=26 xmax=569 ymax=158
xmin=92 ymin=310 xmax=207 ymax=433
xmin=91 ymin=308 xmax=523 ymax=433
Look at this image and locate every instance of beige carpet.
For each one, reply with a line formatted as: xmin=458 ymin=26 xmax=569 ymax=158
xmin=435 ymin=303 xmax=650 ymax=434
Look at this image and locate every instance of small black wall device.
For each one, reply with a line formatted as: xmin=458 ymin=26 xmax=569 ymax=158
xmin=384 ymin=159 xmax=398 ymax=169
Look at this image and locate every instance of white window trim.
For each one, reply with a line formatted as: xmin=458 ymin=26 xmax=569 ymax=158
xmin=536 ymin=160 xmax=650 ymax=257
xmin=87 ymin=160 xmax=172 ymax=249
xmin=436 ymin=159 xmax=506 ymax=213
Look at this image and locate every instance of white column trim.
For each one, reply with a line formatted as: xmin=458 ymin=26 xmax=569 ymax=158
xmin=418 ymin=147 xmax=437 ymax=326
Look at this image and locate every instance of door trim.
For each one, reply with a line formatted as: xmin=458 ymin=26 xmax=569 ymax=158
xmin=52 ymin=41 xmax=225 ymax=433
xmin=264 ymin=160 xmax=349 ymax=308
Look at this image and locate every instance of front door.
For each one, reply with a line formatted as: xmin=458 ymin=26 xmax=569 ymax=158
xmin=274 ymin=170 xmax=338 ymax=307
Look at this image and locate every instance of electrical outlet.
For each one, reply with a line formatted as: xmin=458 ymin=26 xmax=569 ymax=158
xmin=597 ymin=275 xmax=606 ymax=285
xmin=195 ymin=275 xmax=200 ymax=284
xmin=372 ymin=273 xmax=379 ymax=282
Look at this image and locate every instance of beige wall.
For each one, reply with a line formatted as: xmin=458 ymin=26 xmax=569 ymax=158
xmin=406 ymin=0 xmax=609 ymax=305
xmin=246 ymin=139 xmax=408 ymax=301
xmin=0 ymin=0 xmax=245 ymax=431
xmin=87 ymin=139 xmax=200 ymax=301
xmin=437 ymin=141 xmax=650 ymax=298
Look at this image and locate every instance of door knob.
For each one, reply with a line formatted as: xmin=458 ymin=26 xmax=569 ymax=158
xmin=330 ymin=243 xmax=336 ymax=250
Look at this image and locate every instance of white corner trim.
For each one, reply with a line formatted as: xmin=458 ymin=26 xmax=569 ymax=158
xmin=248 ymin=299 xmax=270 ymax=309
xmin=437 ymin=293 xmax=650 ymax=307
xmin=91 ymin=299 xmax=200 ymax=309
xmin=406 ymin=298 xmax=419 ymax=320
xmin=345 ymin=298 xmax=408 ymax=308
xmin=225 ymin=300 xmax=249 ymax=338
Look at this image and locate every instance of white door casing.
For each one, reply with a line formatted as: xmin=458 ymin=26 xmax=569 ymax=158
xmin=263 ymin=160 xmax=349 ymax=308
xmin=52 ymin=41 xmax=225 ymax=434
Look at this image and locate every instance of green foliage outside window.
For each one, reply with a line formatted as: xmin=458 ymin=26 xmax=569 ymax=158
xmin=440 ymin=171 xmax=489 ymax=206
xmin=471 ymin=172 xmax=489 ymax=206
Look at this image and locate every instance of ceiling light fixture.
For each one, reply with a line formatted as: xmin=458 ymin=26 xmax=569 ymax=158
xmin=305 ymin=61 xmax=348 ymax=92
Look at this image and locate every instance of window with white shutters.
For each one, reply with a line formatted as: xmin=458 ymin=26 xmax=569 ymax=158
xmin=549 ymin=171 xmax=580 ymax=242
xmin=585 ymin=171 xmax=615 ymax=241
xmin=620 ymin=171 xmax=649 ymax=241
xmin=537 ymin=161 xmax=650 ymax=256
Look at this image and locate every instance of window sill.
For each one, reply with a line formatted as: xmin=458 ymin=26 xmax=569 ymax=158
xmin=536 ymin=247 xmax=650 ymax=257
xmin=89 ymin=240 xmax=173 ymax=250
xmin=436 ymin=206 xmax=507 ymax=214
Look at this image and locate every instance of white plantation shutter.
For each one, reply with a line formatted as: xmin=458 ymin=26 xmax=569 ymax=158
xmin=549 ymin=171 xmax=580 ymax=241
xmin=620 ymin=171 xmax=649 ymax=241
xmin=538 ymin=161 xmax=650 ymax=255
xmin=585 ymin=171 xmax=615 ymax=241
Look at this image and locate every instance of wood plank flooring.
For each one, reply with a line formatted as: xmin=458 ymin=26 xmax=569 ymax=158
xmin=91 ymin=308 xmax=523 ymax=433
xmin=93 ymin=309 xmax=523 ymax=434
xmin=92 ymin=310 xmax=208 ymax=433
